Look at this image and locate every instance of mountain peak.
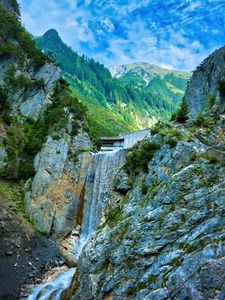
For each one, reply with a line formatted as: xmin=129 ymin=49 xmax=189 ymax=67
xmin=109 ymin=62 xmax=190 ymax=81
xmin=43 ymin=29 xmax=60 ymax=39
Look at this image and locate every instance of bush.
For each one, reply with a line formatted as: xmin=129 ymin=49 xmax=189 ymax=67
xmin=218 ymin=80 xmax=225 ymax=98
xmin=0 ymin=86 xmax=8 ymax=111
xmin=194 ymin=114 xmax=207 ymax=127
xmin=2 ymin=117 xmax=47 ymax=180
xmin=9 ymin=0 xmax=20 ymax=15
xmin=0 ymin=41 xmax=23 ymax=59
xmin=125 ymin=140 xmax=160 ymax=175
xmin=140 ymin=177 xmax=148 ymax=194
xmin=167 ymin=137 xmax=177 ymax=148
xmin=44 ymin=81 xmax=87 ymax=134
xmin=205 ymin=94 xmax=216 ymax=111
xmin=173 ymin=99 xmax=189 ymax=123
xmin=4 ymin=64 xmax=46 ymax=94
xmin=0 ymin=6 xmax=47 ymax=68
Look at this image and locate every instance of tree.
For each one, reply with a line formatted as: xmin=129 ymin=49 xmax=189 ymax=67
xmin=218 ymin=80 xmax=225 ymax=99
xmin=175 ymin=99 xmax=189 ymax=123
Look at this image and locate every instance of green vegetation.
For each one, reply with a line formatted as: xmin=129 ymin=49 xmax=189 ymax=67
xmin=8 ymin=0 xmax=20 ymax=15
xmin=4 ymin=64 xmax=45 ymax=95
xmin=193 ymin=114 xmax=208 ymax=127
xmin=218 ymin=79 xmax=225 ymax=98
xmin=2 ymin=118 xmax=47 ymax=179
xmin=35 ymin=30 xmax=189 ymax=137
xmin=140 ymin=176 xmax=148 ymax=194
xmin=1 ymin=78 xmax=91 ymax=180
xmin=171 ymin=98 xmax=189 ymax=123
xmin=0 ymin=4 xmax=96 ymax=182
xmin=106 ymin=207 xmax=124 ymax=228
xmin=167 ymin=137 xmax=178 ymax=148
xmin=0 ymin=179 xmax=29 ymax=220
xmin=125 ymin=140 xmax=160 ymax=175
xmin=205 ymin=94 xmax=216 ymax=111
xmin=0 ymin=5 xmax=47 ymax=68
xmin=44 ymin=78 xmax=87 ymax=133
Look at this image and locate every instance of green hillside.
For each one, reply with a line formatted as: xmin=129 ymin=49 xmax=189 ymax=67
xmin=35 ymin=30 xmax=190 ymax=137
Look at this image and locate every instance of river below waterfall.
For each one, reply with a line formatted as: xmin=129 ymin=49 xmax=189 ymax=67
xmin=28 ymin=150 xmax=125 ymax=300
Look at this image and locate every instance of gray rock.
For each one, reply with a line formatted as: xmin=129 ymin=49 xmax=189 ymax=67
xmin=185 ymin=46 xmax=225 ymax=118
xmin=66 ymin=124 xmax=225 ymax=300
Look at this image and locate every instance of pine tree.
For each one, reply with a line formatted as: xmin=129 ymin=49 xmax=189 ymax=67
xmin=175 ymin=99 xmax=189 ymax=123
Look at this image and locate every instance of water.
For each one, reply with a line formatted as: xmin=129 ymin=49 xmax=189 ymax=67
xmin=74 ymin=150 xmax=125 ymax=256
xmin=27 ymin=268 xmax=75 ymax=300
xmin=28 ymin=150 xmax=124 ymax=300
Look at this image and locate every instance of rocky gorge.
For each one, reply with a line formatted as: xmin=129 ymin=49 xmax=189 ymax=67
xmin=0 ymin=1 xmax=225 ymax=300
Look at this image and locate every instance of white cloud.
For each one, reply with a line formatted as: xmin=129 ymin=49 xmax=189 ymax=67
xmin=18 ymin=0 xmax=225 ymax=71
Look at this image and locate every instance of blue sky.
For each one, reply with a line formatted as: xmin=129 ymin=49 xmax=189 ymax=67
xmin=19 ymin=0 xmax=225 ymax=71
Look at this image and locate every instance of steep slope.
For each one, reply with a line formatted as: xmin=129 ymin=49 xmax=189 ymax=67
xmin=184 ymin=46 xmax=225 ymax=118
xmin=110 ymin=63 xmax=190 ymax=120
xmin=35 ymin=30 xmax=189 ymax=137
xmin=0 ymin=2 xmax=96 ymax=297
xmin=63 ymin=49 xmax=225 ymax=300
xmin=35 ymin=30 xmax=147 ymax=137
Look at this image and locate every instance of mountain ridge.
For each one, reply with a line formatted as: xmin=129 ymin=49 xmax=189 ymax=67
xmin=109 ymin=62 xmax=190 ymax=80
xmin=35 ymin=29 xmax=190 ymax=137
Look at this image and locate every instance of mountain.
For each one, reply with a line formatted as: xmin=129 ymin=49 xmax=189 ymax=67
xmin=184 ymin=46 xmax=225 ymax=118
xmin=63 ymin=48 xmax=225 ymax=300
xmin=35 ymin=30 xmax=190 ymax=137
xmin=0 ymin=2 xmax=93 ymax=297
xmin=110 ymin=62 xmax=190 ymax=115
xmin=1 ymin=1 xmax=225 ymax=300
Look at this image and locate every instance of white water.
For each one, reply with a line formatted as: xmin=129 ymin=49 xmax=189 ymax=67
xmin=28 ymin=150 xmax=124 ymax=300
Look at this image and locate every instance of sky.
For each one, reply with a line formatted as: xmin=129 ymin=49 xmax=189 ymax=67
xmin=19 ymin=0 xmax=225 ymax=71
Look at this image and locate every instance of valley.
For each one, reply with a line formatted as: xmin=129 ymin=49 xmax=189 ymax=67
xmin=0 ymin=1 xmax=224 ymax=300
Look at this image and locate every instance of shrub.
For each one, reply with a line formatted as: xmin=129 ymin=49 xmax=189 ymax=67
xmin=0 ymin=6 xmax=47 ymax=68
xmin=194 ymin=114 xmax=207 ymax=127
xmin=2 ymin=117 xmax=48 ymax=180
xmin=9 ymin=0 xmax=20 ymax=15
xmin=0 ymin=41 xmax=23 ymax=59
xmin=218 ymin=80 xmax=225 ymax=98
xmin=4 ymin=64 xmax=46 ymax=94
xmin=44 ymin=81 xmax=87 ymax=134
xmin=173 ymin=99 xmax=189 ymax=123
xmin=125 ymin=140 xmax=160 ymax=175
xmin=205 ymin=94 xmax=216 ymax=111
xmin=0 ymin=86 xmax=8 ymax=111
xmin=140 ymin=177 xmax=148 ymax=194
xmin=167 ymin=137 xmax=177 ymax=148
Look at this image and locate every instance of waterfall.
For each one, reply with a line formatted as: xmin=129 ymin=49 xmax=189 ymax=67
xmin=28 ymin=149 xmax=124 ymax=300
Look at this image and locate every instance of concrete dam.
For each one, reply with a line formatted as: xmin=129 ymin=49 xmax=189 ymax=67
xmin=101 ymin=128 xmax=151 ymax=151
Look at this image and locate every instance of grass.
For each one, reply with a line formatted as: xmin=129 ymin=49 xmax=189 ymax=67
xmin=0 ymin=179 xmax=28 ymax=218
xmin=106 ymin=207 xmax=124 ymax=228
xmin=124 ymin=140 xmax=160 ymax=176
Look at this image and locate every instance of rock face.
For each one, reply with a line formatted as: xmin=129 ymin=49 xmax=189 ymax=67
xmin=0 ymin=60 xmax=60 ymax=119
xmin=63 ymin=49 xmax=225 ymax=299
xmin=185 ymin=46 xmax=225 ymax=118
xmin=66 ymin=120 xmax=225 ymax=300
xmin=25 ymin=131 xmax=92 ymax=236
xmin=0 ymin=0 xmax=20 ymax=16
xmin=18 ymin=63 xmax=61 ymax=118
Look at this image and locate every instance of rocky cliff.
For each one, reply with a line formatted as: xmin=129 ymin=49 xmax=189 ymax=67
xmin=0 ymin=0 xmax=20 ymax=16
xmin=185 ymin=46 xmax=225 ymax=118
xmin=0 ymin=1 xmax=94 ymax=240
xmin=0 ymin=2 xmax=95 ymax=297
xmin=63 ymin=51 xmax=225 ymax=300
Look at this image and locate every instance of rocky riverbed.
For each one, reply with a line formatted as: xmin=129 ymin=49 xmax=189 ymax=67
xmin=0 ymin=196 xmax=64 ymax=300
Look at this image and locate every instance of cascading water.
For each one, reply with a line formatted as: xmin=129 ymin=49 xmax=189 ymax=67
xmin=74 ymin=149 xmax=125 ymax=257
xmin=28 ymin=149 xmax=124 ymax=300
